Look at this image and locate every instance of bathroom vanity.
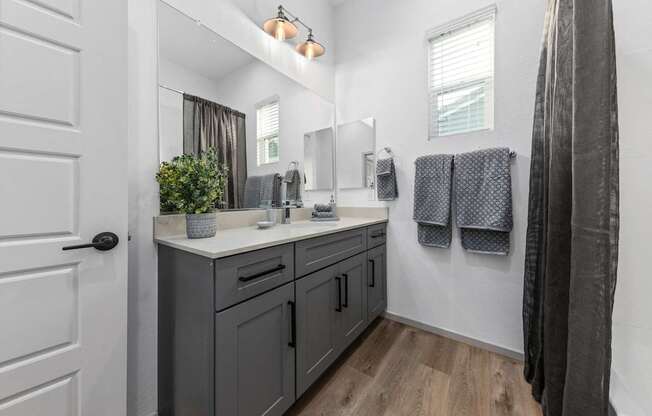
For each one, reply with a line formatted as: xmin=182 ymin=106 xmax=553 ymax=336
xmin=156 ymin=216 xmax=387 ymax=416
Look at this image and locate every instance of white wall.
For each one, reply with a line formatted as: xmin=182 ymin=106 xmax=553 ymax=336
xmin=610 ymin=1 xmax=652 ymax=414
xmin=334 ymin=0 xmax=544 ymax=354
xmin=127 ymin=1 xmax=159 ymax=416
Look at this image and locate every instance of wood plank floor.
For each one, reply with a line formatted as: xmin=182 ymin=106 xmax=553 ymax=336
xmin=286 ymin=318 xmax=543 ymax=416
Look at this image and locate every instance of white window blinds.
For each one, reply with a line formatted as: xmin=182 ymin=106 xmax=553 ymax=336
xmin=256 ymin=99 xmax=280 ymax=165
xmin=428 ymin=7 xmax=495 ymax=137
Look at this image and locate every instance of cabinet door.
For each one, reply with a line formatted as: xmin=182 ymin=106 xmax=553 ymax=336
xmin=367 ymin=244 xmax=387 ymax=323
xmin=336 ymin=252 xmax=368 ymax=352
xmin=215 ymin=282 xmax=295 ymax=416
xmin=295 ymin=265 xmax=339 ymax=397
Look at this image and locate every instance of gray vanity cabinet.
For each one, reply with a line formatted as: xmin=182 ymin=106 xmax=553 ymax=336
xmin=367 ymin=244 xmax=387 ymax=323
xmin=158 ymin=223 xmax=388 ymax=416
xmin=215 ymin=282 xmax=295 ymax=416
xmin=335 ymin=252 xmax=367 ymax=352
xmin=295 ymin=264 xmax=340 ymax=397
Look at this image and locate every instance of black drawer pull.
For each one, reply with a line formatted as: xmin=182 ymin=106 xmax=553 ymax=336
xmin=335 ymin=276 xmax=342 ymax=312
xmin=342 ymin=273 xmax=349 ymax=308
xmin=238 ymin=264 xmax=286 ymax=282
xmin=370 ymin=232 xmax=386 ymax=239
xmin=288 ymin=301 xmax=296 ymax=348
xmin=368 ymin=259 xmax=375 ymax=287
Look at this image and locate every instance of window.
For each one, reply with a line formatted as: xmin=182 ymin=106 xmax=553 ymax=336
xmin=256 ymin=98 xmax=280 ymax=165
xmin=427 ymin=6 xmax=495 ymax=138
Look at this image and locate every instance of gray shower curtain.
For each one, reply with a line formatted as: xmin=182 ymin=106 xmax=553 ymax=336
xmin=183 ymin=94 xmax=247 ymax=209
xmin=522 ymin=0 xmax=619 ymax=415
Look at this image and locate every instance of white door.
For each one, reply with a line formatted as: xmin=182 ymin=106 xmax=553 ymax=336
xmin=0 ymin=0 xmax=128 ymax=414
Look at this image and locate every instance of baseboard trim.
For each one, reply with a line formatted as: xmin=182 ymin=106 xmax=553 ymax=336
xmin=383 ymin=311 xmax=524 ymax=361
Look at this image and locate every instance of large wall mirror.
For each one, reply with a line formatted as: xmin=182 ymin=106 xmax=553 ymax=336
xmin=157 ymin=1 xmax=335 ymax=211
xmin=336 ymin=118 xmax=376 ymax=190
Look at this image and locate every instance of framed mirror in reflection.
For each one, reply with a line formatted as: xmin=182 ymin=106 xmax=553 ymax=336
xmin=157 ymin=1 xmax=335 ymax=212
xmin=336 ymin=117 xmax=376 ymax=190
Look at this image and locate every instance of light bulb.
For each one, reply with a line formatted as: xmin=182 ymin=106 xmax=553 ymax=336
xmin=275 ymin=22 xmax=286 ymax=41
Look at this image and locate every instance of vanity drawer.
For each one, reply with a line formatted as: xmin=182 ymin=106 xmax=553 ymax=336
xmin=295 ymin=228 xmax=367 ymax=277
xmin=367 ymin=223 xmax=387 ymax=248
xmin=214 ymin=244 xmax=294 ymax=311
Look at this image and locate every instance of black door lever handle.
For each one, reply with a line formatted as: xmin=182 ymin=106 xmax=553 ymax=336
xmin=62 ymin=232 xmax=119 ymax=251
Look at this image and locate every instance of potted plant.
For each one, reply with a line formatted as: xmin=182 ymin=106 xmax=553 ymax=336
xmin=156 ymin=149 xmax=228 ymax=239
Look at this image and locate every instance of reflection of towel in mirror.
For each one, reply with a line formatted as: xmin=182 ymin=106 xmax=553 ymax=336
xmin=413 ymin=154 xmax=454 ymax=248
xmin=376 ymin=158 xmax=398 ymax=200
xmin=454 ymin=147 xmax=513 ymax=255
xmin=260 ymin=173 xmax=281 ymax=207
xmin=284 ymin=169 xmax=302 ymax=202
xmin=244 ymin=176 xmax=262 ymax=208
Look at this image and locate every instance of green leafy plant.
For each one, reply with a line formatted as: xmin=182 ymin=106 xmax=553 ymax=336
xmin=156 ymin=149 xmax=229 ymax=214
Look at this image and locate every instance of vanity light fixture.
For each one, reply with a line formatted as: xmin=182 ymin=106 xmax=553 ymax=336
xmin=262 ymin=5 xmax=325 ymax=59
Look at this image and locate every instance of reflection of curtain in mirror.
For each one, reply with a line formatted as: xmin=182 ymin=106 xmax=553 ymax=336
xmin=183 ymin=94 xmax=247 ymax=209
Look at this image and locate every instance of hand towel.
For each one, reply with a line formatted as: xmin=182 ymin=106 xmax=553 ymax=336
xmin=413 ymin=154 xmax=454 ymax=248
xmin=454 ymin=147 xmax=513 ymax=255
xmin=376 ymin=158 xmax=398 ymax=200
xmin=243 ymin=176 xmax=262 ymax=208
xmin=260 ymin=173 xmax=281 ymax=207
xmin=283 ymin=169 xmax=302 ymax=203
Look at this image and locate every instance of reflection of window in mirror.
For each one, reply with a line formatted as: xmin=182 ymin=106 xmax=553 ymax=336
xmin=256 ymin=97 xmax=280 ymax=166
xmin=363 ymin=152 xmax=375 ymax=188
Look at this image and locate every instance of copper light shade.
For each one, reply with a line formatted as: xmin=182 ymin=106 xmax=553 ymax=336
xmin=296 ymin=32 xmax=325 ymax=60
xmin=262 ymin=5 xmax=326 ymax=59
xmin=263 ymin=7 xmax=298 ymax=41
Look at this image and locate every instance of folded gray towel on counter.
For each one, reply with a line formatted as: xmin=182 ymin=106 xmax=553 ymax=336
xmin=283 ymin=169 xmax=302 ymax=203
xmin=376 ymin=158 xmax=398 ymax=201
xmin=312 ymin=211 xmax=335 ymax=218
xmin=243 ymin=176 xmax=262 ymax=208
xmin=454 ymin=147 xmax=513 ymax=255
xmin=313 ymin=203 xmax=333 ymax=213
xmin=413 ymin=154 xmax=454 ymax=248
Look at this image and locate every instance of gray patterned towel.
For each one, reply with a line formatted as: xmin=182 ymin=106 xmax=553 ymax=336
xmin=313 ymin=203 xmax=333 ymax=212
xmin=377 ymin=158 xmax=398 ymax=200
xmin=260 ymin=173 xmax=281 ymax=207
xmin=413 ymin=154 xmax=454 ymax=248
xmin=283 ymin=169 xmax=302 ymax=203
xmin=454 ymin=147 xmax=513 ymax=255
xmin=243 ymin=176 xmax=262 ymax=208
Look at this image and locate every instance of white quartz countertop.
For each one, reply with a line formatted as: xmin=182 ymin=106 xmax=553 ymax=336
xmin=155 ymin=217 xmax=388 ymax=259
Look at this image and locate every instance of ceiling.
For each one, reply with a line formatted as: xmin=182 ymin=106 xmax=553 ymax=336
xmin=158 ymin=2 xmax=256 ymax=82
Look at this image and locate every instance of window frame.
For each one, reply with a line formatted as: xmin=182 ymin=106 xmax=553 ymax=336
xmin=256 ymin=96 xmax=280 ymax=166
xmin=426 ymin=5 xmax=496 ymax=139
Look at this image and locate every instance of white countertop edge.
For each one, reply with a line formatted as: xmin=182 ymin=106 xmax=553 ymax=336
xmin=155 ymin=218 xmax=388 ymax=259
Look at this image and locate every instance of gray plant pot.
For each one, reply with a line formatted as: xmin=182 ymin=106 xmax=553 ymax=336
xmin=186 ymin=212 xmax=217 ymax=239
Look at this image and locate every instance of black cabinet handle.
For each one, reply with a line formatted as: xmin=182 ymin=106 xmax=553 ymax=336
xmin=288 ymin=301 xmax=296 ymax=348
xmin=342 ymin=273 xmax=349 ymax=308
xmin=62 ymin=232 xmax=119 ymax=251
xmin=368 ymin=259 xmax=375 ymax=288
xmin=370 ymin=232 xmax=386 ymax=239
xmin=335 ymin=276 xmax=342 ymax=312
xmin=239 ymin=264 xmax=286 ymax=282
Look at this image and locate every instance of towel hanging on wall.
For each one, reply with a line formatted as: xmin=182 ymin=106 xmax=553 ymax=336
xmin=413 ymin=154 xmax=454 ymax=247
xmin=453 ymin=147 xmax=513 ymax=255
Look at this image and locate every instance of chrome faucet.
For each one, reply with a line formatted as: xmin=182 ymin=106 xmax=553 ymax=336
xmin=281 ymin=201 xmax=292 ymax=224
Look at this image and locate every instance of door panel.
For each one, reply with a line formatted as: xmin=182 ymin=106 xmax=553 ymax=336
xmin=295 ymin=265 xmax=339 ymax=396
xmin=0 ymin=0 xmax=127 ymax=414
xmin=215 ymin=283 xmax=295 ymax=416
xmin=336 ymin=253 xmax=367 ymax=351
xmin=367 ymin=244 xmax=387 ymax=323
